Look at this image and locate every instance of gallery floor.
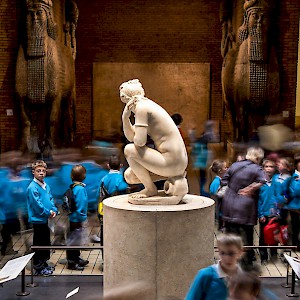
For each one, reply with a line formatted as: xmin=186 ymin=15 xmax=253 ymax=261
xmin=0 ymin=161 xmax=300 ymax=299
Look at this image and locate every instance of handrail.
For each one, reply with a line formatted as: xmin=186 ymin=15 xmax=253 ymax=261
xmin=30 ymin=245 xmax=103 ymax=250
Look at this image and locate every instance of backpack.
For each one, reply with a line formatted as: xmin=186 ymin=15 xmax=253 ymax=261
xmin=264 ymin=217 xmax=289 ymax=246
xmin=62 ymin=182 xmax=84 ymax=214
xmin=97 ymin=180 xmax=124 ymax=216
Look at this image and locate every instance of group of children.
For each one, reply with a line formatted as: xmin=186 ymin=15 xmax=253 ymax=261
xmin=27 ymin=155 xmax=128 ymax=276
xmin=209 ymin=153 xmax=300 ymax=263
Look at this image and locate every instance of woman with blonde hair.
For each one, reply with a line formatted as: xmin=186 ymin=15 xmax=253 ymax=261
xmin=220 ymin=147 xmax=266 ymax=269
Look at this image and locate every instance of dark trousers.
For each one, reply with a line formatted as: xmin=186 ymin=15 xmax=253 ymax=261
xmin=259 ymin=217 xmax=277 ymax=261
xmin=1 ymin=223 xmax=13 ymax=255
xmin=289 ymin=210 xmax=300 ymax=247
xmin=32 ymin=223 xmax=51 ymax=270
xmin=1 ymin=218 xmax=21 ymax=255
xmin=224 ymin=221 xmax=255 ymax=266
xmin=66 ymin=222 xmax=82 ymax=263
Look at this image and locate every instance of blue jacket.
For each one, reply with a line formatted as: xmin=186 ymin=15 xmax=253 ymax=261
xmin=69 ymin=182 xmax=88 ymax=223
xmin=185 ymin=265 xmax=227 ymax=300
xmin=258 ymin=179 xmax=276 ymax=218
xmin=27 ymin=180 xmax=58 ymax=224
xmin=272 ymin=173 xmax=291 ymax=206
xmin=283 ymin=172 xmax=300 ymax=210
xmin=209 ymin=176 xmax=221 ymax=195
xmin=96 ymin=170 xmax=129 ymax=199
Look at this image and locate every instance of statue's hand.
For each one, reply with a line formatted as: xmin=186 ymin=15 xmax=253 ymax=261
xmin=122 ymin=105 xmax=131 ymax=119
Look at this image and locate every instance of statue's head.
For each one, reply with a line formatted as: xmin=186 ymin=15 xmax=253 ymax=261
xmin=26 ymin=0 xmax=56 ymax=40
xmin=119 ymin=79 xmax=145 ymax=104
xmin=26 ymin=0 xmax=53 ymax=10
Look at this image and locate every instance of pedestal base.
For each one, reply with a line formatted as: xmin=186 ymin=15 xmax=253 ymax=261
xmin=103 ymin=194 xmax=215 ymax=300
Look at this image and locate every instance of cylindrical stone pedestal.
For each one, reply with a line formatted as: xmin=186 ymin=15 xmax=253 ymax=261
xmin=103 ymin=194 xmax=215 ymax=300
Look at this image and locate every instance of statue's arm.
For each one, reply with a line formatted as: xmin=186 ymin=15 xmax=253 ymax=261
xmin=133 ymin=105 xmax=148 ymax=147
xmin=122 ymin=106 xmax=134 ymax=142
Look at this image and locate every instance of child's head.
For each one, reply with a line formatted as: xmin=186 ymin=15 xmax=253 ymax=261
xmin=228 ymin=271 xmax=261 ymax=300
xmin=217 ymin=234 xmax=244 ymax=271
xmin=262 ymin=159 xmax=276 ymax=178
xmin=210 ymin=159 xmax=228 ymax=177
xmin=32 ymin=160 xmax=47 ymax=182
xmin=71 ymin=164 xmax=86 ymax=182
xmin=108 ymin=155 xmax=122 ymax=170
xmin=277 ymin=157 xmax=294 ymax=174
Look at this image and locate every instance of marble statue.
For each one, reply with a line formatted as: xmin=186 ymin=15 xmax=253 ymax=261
xmin=120 ymin=79 xmax=188 ymax=205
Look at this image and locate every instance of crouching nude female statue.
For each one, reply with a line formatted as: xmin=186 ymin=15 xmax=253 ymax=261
xmin=120 ymin=79 xmax=188 ymax=205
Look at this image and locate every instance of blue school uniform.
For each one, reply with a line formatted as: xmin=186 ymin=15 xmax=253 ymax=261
xmin=27 ymin=179 xmax=58 ymax=224
xmin=68 ymin=183 xmax=88 ymax=223
xmin=283 ymin=171 xmax=300 ymax=210
xmin=272 ymin=173 xmax=291 ymax=206
xmin=96 ymin=169 xmax=129 ymax=199
xmin=209 ymin=176 xmax=221 ymax=195
xmin=185 ymin=263 xmax=228 ymax=300
xmin=258 ymin=179 xmax=276 ymax=218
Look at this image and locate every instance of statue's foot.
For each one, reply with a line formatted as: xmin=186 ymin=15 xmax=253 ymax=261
xmin=129 ymin=188 xmax=158 ymax=199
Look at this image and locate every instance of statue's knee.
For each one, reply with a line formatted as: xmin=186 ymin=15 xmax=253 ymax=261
xmin=124 ymin=167 xmax=139 ymax=184
xmin=124 ymin=143 xmax=136 ymax=159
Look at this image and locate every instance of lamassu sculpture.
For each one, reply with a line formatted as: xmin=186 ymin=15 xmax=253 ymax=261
xmin=120 ymin=79 xmax=189 ymax=205
xmin=16 ymin=0 xmax=78 ymax=154
xmin=221 ymin=0 xmax=279 ymax=141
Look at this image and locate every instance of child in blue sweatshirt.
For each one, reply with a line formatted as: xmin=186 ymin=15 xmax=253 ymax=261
xmin=66 ymin=164 xmax=89 ymax=270
xmin=209 ymin=159 xmax=228 ymax=230
xmin=185 ymin=234 xmax=243 ymax=300
xmin=27 ymin=160 xmax=58 ymax=276
xmin=258 ymin=159 xmax=277 ymax=263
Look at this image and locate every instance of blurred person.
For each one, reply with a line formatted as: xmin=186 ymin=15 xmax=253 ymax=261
xmin=227 ymin=271 xmax=261 ymax=300
xmin=27 ymin=160 xmax=58 ymax=276
xmin=171 ymin=113 xmax=184 ymax=138
xmin=0 ymin=167 xmax=20 ymax=256
xmin=209 ymin=159 xmax=228 ymax=230
xmin=236 ymin=152 xmax=246 ymax=162
xmin=220 ymin=147 xmax=266 ymax=269
xmin=228 ymin=270 xmax=279 ymax=300
xmin=185 ymin=234 xmax=243 ymax=300
xmin=93 ymin=155 xmax=129 ymax=244
xmin=192 ymin=120 xmax=217 ymax=196
xmin=258 ymin=159 xmax=278 ymax=263
xmin=271 ymin=157 xmax=294 ymax=228
xmin=66 ymin=164 xmax=89 ymax=270
xmin=258 ymin=115 xmax=293 ymax=152
xmin=281 ymin=154 xmax=300 ymax=250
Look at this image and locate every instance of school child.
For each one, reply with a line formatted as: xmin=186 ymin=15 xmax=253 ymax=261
xmin=209 ymin=159 xmax=228 ymax=230
xmin=282 ymin=155 xmax=300 ymax=250
xmin=185 ymin=234 xmax=243 ymax=300
xmin=258 ymin=159 xmax=277 ymax=263
xmin=66 ymin=164 xmax=89 ymax=270
xmin=272 ymin=157 xmax=294 ymax=208
xmin=227 ymin=271 xmax=261 ymax=300
xmin=27 ymin=160 xmax=58 ymax=276
xmin=94 ymin=155 xmax=129 ymax=244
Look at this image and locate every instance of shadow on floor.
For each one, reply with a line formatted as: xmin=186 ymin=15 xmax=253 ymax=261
xmin=1 ymin=275 xmax=103 ymax=300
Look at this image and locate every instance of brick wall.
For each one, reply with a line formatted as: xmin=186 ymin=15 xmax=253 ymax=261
xmin=0 ymin=0 xmax=21 ymax=152
xmin=0 ymin=0 xmax=299 ymax=152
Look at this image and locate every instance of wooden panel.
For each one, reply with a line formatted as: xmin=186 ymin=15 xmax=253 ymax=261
xmin=92 ymin=63 xmax=210 ymax=140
